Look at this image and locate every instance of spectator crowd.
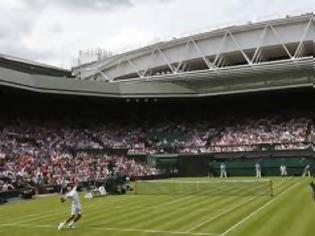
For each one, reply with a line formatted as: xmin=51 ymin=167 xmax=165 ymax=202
xmin=0 ymin=113 xmax=314 ymax=191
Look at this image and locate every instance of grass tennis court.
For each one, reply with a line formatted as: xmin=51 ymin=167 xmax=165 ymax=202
xmin=0 ymin=177 xmax=314 ymax=236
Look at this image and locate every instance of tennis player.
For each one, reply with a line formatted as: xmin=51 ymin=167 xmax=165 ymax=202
xmin=280 ymin=164 xmax=288 ymax=178
xmin=255 ymin=162 xmax=262 ymax=178
xmin=220 ymin=162 xmax=227 ymax=178
xmin=303 ymin=165 xmax=311 ymax=177
xmin=58 ymin=183 xmax=82 ymax=230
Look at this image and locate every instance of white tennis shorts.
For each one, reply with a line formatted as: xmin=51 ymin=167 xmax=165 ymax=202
xmin=71 ymin=205 xmax=82 ymax=215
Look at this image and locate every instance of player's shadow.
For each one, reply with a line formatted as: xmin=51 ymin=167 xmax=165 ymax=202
xmin=60 ymin=227 xmax=79 ymax=231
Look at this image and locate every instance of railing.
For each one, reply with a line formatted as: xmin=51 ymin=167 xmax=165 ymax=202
xmin=128 ymin=142 xmax=313 ymax=155
xmin=194 ymin=142 xmax=313 ymax=153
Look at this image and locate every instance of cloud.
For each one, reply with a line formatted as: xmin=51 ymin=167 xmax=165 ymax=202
xmin=0 ymin=0 xmax=314 ymax=68
xmin=62 ymin=0 xmax=133 ymax=10
xmin=0 ymin=0 xmax=135 ymax=47
xmin=0 ymin=2 xmax=44 ymax=45
xmin=23 ymin=0 xmax=133 ymax=11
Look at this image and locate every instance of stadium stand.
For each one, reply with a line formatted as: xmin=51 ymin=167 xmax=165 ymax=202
xmin=0 ymin=13 xmax=314 ymax=200
xmin=0 ymin=88 xmax=314 ymax=195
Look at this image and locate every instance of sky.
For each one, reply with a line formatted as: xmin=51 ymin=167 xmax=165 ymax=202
xmin=0 ymin=0 xmax=314 ymax=68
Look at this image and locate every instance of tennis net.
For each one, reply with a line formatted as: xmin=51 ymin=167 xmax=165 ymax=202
xmin=134 ymin=179 xmax=273 ymax=196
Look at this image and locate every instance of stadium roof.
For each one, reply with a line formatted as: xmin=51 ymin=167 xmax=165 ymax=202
xmin=72 ymin=13 xmax=314 ymax=82
xmin=0 ymin=13 xmax=314 ymax=98
xmin=0 ymin=53 xmax=71 ymax=77
xmin=74 ymin=13 xmax=313 ymax=69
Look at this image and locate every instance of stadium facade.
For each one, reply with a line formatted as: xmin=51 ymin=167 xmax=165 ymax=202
xmin=0 ymin=13 xmax=314 ymax=98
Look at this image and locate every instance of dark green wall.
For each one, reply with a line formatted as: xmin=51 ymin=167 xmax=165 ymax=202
xmin=212 ymin=158 xmax=315 ymax=176
xmin=148 ymin=151 xmax=315 ymax=177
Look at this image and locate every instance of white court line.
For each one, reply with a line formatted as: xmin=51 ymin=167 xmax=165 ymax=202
xmin=1 ymin=194 xmax=181 ymax=226
xmin=219 ymin=182 xmax=300 ymax=236
xmin=152 ymin=181 xmax=247 ymax=209
xmin=83 ymin=193 xmax=230 ymax=227
xmin=83 ymin=194 xmax=194 ymax=222
xmin=113 ymin=205 xmax=226 ymax=210
xmin=85 ymin=188 xmax=233 ymax=223
xmin=0 ymin=223 xmax=218 ymax=236
xmin=0 ymin=195 xmax=135 ymax=225
xmin=78 ymin=195 xmax=179 ymax=221
xmin=142 ymin=180 xmax=272 ymax=183
xmin=186 ymin=196 xmax=257 ymax=233
xmin=187 ymin=181 xmax=285 ymax=233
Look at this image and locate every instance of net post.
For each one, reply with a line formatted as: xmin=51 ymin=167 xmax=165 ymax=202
xmin=269 ymin=180 xmax=274 ymax=197
xmin=134 ymin=178 xmax=138 ymax=195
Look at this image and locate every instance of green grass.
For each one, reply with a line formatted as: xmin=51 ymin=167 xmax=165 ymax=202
xmin=0 ymin=177 xmax=314 ymax=236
